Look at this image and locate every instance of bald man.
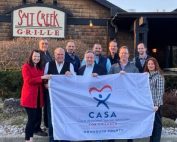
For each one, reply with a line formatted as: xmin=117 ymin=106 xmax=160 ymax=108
xmin=44 ymin=47 xmax=75 ymax=142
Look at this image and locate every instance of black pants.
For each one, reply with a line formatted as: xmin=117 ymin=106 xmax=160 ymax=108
xmin=43 ymin=90 xmax=48 ymax=127
xmin=25 ymin=107 xmax=41 ymax=140
xmin=33 ymin=107 xmax=42 ymax=132
xmin=150 ymin=106 xmax=162 ymax=142
xmin=34 ymin=90 xmax=48 ymax=132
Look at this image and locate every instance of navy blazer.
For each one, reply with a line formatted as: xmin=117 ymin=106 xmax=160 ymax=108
xmin=78 ymin=64 xmax=107 ymax=75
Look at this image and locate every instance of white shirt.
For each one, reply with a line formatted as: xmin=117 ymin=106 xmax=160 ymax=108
xmin=83 ymin=64 xmax=94 ymax=77
xmin=44 ymin=61 xmax=75 ymax=75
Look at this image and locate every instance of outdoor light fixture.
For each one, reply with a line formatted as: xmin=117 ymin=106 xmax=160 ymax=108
xmin=89 ymin=20 xmax=93 ymax=27
xmin=152 ymin=48 xmax=157 ymax=53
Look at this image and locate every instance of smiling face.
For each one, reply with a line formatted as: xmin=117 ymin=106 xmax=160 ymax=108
xmin=32 ymin=51 xmax=40 ymax=65
xmin=147 ymin=59 xmax=156 ymax=71
xmin=137 ymin=43 xmax=147 ymax=56
xmin=39 ymin=39 xmax=48 ymax=52
xmin=93 ymin=44 xmax=102 ymax=56
xmin=54 ymin=48 xmax=65 ymax=64
xmin=109 ymin=41 xmax=118 ymax=55
xmin=119 ymin=47 xmax=129 ymax=63
xmin=66 ymin=41 xmax=76 ymax=54
xmin=85 ymin=52 xmax=95 ymax=66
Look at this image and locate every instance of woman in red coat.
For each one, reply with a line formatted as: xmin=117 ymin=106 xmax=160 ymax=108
xmin=21 ymin=49 xmax=51 ymax=142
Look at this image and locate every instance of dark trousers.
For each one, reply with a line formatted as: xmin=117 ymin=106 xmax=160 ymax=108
xmin=25 ymin=107 xmax=41 ymax=140
xmin=33 ymin=107 xmax=42 ymax=132
xmin=44 ymin=91 xmax=48 ymax=127
xmin=150 ymin=106 xmax=162 ymax=142
xmin=34 ymin=90 xmax=48 ymax=132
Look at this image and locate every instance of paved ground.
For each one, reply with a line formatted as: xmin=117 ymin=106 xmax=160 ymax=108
xmin=0 ymin=136 xmax=177 ymax=142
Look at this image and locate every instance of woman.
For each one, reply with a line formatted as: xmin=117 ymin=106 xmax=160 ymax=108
xmin=21 ymin=49 xmax=51 ymax=142
xmin=144 ymin=57 xmax=165 ymax=142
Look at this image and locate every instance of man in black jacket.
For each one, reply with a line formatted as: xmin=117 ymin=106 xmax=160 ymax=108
xmin=65 ymin=40 xmax=80 ymax=74
xmin=134 ymin=43 xmax=151 ymax=73
xmin=78 ymin=50 xmax=106 ymax=76
xmin=44 ymin=47 xmax=75 ymax=142
xmin=108 ymin=40 xmax=119 ymax=65
xmin=34 ymin=38 xmax=52 ymax=136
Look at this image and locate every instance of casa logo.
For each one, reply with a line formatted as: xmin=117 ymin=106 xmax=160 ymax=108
xmin=88 ymin=85 xmax=116 ymax=119
xmin=89 ymin=85 xmax=112 ymax=109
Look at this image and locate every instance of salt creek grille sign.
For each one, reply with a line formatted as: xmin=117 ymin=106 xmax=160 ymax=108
xmin=13 ymin=6 xmax=65 ymax=38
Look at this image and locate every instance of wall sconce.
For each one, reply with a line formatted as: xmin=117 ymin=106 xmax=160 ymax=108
xmin=89 ymin=20 xmax=93 ymax=27
xmin=152 ymin=48 xmax=157 ymax=53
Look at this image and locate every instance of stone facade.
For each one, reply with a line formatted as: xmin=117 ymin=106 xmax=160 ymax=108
xmin=0 ymin=0 xmax=118 ymax=70
xmin=116 ymin=29 xmax=134 ymax=58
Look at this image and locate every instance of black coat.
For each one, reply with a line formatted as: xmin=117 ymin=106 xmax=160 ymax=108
xmin=78 ymin=64 xmax=107 ymax=75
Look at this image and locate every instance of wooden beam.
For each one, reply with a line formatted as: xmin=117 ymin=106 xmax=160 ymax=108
xmin=0 ymin=15 xmax=109 ymax=26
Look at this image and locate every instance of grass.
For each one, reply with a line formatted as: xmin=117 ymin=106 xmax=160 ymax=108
xmin=0 ymin=111 xmax=26 ymax=126
xmin=162 ymin=117 xmax=177 ymax=128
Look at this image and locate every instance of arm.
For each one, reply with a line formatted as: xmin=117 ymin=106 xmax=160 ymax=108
xmin=155 ymin=75 xmax=165 ymax=107
xmin=65 ymin=63 xmax=76 ymax=76
xmin=22 ymin=64 xmax=42 ymax=85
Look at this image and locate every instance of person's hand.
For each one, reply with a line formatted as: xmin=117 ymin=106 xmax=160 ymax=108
xmin=65 ymin=71 xmax=73 ymax=76
xmin=92 ymin=73 xmax=98 ymax=77
xmin=143 ymin=72 xmax=148 ymax=75
xmin=154 ymin=106 xmax=158 ymax=112
xmin=41 ymin=74 xmax=51 ymax=80
xmin=119 ymin=71 xmax=126 ymax=74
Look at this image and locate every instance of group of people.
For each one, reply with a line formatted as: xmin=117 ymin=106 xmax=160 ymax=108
xmin=20 ymin=39 xmax=165 ymax=142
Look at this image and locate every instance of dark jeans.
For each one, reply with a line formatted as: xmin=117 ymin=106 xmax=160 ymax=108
xmin=34 ymin=90 xmax=48 ymax=132
xmin=44 ymin=91 xmax=48 ymax=127
xmin=25 ymin=107 xmax=41 ymax=140
xmin=33 ymin=107 xmax=42 ymax=132
xmin=150 ymin=106 xmax=162 ymax=142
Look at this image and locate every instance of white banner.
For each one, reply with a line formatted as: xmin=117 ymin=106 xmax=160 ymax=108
xmin=49 ymin=73 xmax=155 ymax=141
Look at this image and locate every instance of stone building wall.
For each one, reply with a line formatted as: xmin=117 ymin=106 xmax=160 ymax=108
xmin=117 ymin=29 xmax=134 ymax=59
xmin=0 ymin=0 xmax=113 ymax=70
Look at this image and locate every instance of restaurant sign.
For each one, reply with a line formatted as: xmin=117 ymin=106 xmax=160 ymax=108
xmin=13 ymin=6 xmax=65 ymax=38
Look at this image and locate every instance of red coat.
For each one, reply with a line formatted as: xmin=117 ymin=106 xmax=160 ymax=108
xmin=21 ymin=63 xmax=44 ymax=108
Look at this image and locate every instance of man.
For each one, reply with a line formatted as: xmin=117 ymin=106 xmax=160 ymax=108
xmin=65 ymin=40 xmax=80 ymax=74
xmin=108 ymin=40 xmax=119 ymax=65
xmin=110 ymin=46 xmax=139 ymax=74
xmin=109 ymin=46 xmax=139 ymax=142
xmin=34 ymin=38 xmax=52 ymax=136
xmin=134 ymin=43 xmax=151 ymax=73
xmin=81 ymin=43 xmax=111 ymax=73
xmin=44 ymin=47 xmax=75 ymax=142
xmin=78 ymin=50 xmax=106 ymax=76
xmin=78 ymin=50 xmax=106 ymax=142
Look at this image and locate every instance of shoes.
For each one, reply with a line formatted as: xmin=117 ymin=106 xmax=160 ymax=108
xmin=34 ymin=130 xmax=48 ymax=136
